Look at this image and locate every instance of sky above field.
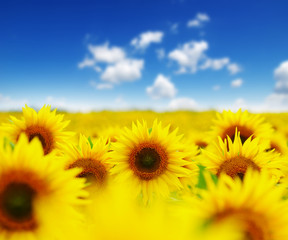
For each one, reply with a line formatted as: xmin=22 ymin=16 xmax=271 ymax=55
xmin=1 ymin=0 xmax=288 ymax=112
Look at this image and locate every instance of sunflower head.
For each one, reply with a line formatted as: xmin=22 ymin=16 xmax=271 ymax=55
xmin=0 ymin=134 xmax=88 ymax=239
xmin=0 ymin=105 xmax=74 ymax=155
xmin=194 ymin=169 xmax=288 ymax=240
xmin=109 ymin=120 xmax=194 ymax=203
xmin=210 ymin=109 xmax=273 ymax=147
xmin=201 ymin=129 xmax=285 ymax=181
xmin=64 ymin=134 xmax=111 ymax=188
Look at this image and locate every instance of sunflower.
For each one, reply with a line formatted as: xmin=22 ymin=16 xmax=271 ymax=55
xmin=201 ymin=130 xmax=285 ymax=180
xmin=0 ymin=105 xmax=73 ymax=155
xmin=210 ymin=109 xmax=273 ymax=146
xmin=193 ymin=169 xmax=288 ymax=240
xmin=63 ymin=134 xmax=111 ymax=189
xmin=109 ymin=120 xmax=194 ymax=203
xmin=266 ymin=132 xmax=288 ymax=155
xmin=0 ymin=134 xmax=88 ymax=239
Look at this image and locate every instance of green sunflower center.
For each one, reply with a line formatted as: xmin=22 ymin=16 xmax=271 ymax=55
xmin=1 ymin=183 xmax=35 ymax=222
xmin=135 ymin=148 xmax=161 ymax=173
xmin=130 ymin=143 xmax=168 ymax=181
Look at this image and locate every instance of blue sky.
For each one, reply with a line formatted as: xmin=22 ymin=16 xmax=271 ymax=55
xmin=1 ymin=0 xmax=288 ymax=112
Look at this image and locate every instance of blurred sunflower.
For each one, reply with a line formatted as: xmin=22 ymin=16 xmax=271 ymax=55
xmin=0 ymin=134 xmax=88 ymax=239
xmin=266 ymin=132 xmax=288 ymax=155
xmin=109 ymin=120 xmax=194 ymax=203
xmin=0 ymin=105 xmax=73 ymax=155
xmin=201 ymin=131 xmax=285 ymax=180
xmin=64 ymin=134 xmax=111 ymax=188
xmin=210 ymin=109 xmax=273 ymax=145
xmin=194 ymin=169 xmax=288 ymax=240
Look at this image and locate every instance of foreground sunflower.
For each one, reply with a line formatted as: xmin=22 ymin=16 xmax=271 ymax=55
xmin=210 ymin=109 xmax=273 ymax=145
xmin=193 ymin=169 xmax=288 ymax=240
xmin=0 ymin=134 xmax=88 ymax=239
xmin=63 ymin=134 xmax=111 ymax=188
xmin=201 ymin=131 xmax=285 ymax=180
xmin=0 ymin=105 xmax=73 ymax=155
xmin=109 ymin=120 xmax=193 ymax=203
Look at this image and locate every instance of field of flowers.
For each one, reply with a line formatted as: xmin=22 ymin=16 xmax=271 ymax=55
xmin=0 ymin=105 xmax=288 ymax=240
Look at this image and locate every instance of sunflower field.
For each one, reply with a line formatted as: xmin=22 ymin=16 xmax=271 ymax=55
xmin=0 ymin=105 xmax=288 ymax=240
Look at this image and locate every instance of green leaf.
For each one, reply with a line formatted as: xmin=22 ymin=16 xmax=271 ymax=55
xmin=148 ymin=128 xmax=152 ymax=134
xmin=87 ymin=136 xmax=93 ymax=148
xmin=196 ymin=165 xmax=207 ymax=190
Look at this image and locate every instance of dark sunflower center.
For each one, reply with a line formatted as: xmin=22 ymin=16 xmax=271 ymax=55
xmin=1 ymin=183 xmax=35 ymax=222
xmin=135 ymin=148 xmax=161 ymax=173
xmin=265 ymin=143 xmax=281 ymax=154
xmin=214 ymin=209 xmax=268 ymax=240
xmin=196 ymin=141 xmax=208 ymax=149
xmin=217 ymin=156 xmax=260 ymax=179
xmin=24 ymin=126 xmax=54 ymax=155
xmin=69 ymin=158 xmax=107 ymax=185
xmin=222 ymin=125 xmax=254 ymax=144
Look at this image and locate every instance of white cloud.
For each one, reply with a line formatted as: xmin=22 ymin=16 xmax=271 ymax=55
xmin=274 ymin=61 xmax=288 ymax=93
xmin=213 ymin=85 xmax=220 ymax=91
xmin=168 ymin=40 xmax=208 ymax=73
xmin=169 ymin=97 xmax=198 ymax=110
xmin=197 ymin=13 xmax=210 ymax=21
xmin=45 ymin=96 xmax=67 ymax=109
xmin=79 ymin=42 xmax=145 ymax=85
xmin=101 ymin=59 xmax=144 ymax=83
xmin=187 ymin=13 xmax=210 ymax=28
xmin=231 ymin=78 xmax=243 ymax=88
xmin=0 ymin=94 xmax=29 ymax=111
xmin=201 ymin=57 xmax=230 ymax=70
xmin=170 ymin=23 xmax=179 ymax=34
xmin=156 ymin=48 xmax=165 ymax=60
xmin=131 ymin=31 xmax=164 ymax=49
xmin=88 ymin=43 xmax=126 ymax=63
xmin=78 ymin=58 xmax=95 ymax=69
xmin=90 ymin=80 xmax=113 ymax=90
xmin=146 ymin=74 xmax=177 ymax=99
xmin=227 ymin=63 xmax=241 ymax=75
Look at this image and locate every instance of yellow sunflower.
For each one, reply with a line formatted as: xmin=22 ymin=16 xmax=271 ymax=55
xmin=63 ymin=134 xmax=111 ymax=189
xmin=0 ymin=134 xmax=88 ymax=240
xmin=201 ymin=130 xmax=285 ymax=180
xmin=0 ymin=105 xmax=73 ymax=155
xmin=109 ymin=120 xmax=194 ymax=203
xmin=210 ymin=109 xmax=273 ymax=145
xmin=193 ymin=169 xmax=288 ymax=240
xmin=266 ymin=132 xmax=288 ymax=156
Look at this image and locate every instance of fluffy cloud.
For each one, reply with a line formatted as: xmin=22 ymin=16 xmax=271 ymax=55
xmin=79 ymin=42 xmax=145 ymax=85
xmin=231 ymin=78 xmax=243 ymax=88
xmin=274 ymin=61 xmax=288 ymax=93
xmin=168 ymin=40 xmax=241 ymax=74
xmin=169 ymin=97 xmax=198 ymax=110
xmin=146 ymin=74 xmax=177 ymax=99
xmin=170 ymin=23 xmax=179 ymax=34
xmin=227 ymin=63 xmax=242 ymax=75
xmin=213 ymin=85 xmax=220 ymax=91
xmin=201 ymin=58 xmax=230 ymax=70
xmin=88 ymin=43 xmax=126 ymax=63
xmin=90 ymin=80 xmax=113 ymax=90
xmin=101 ymin=59 xmax=144 ymax=83
xmin=168 ymin=40 xmax=208 ymax=73
xmin=187 ymin=13 xmax=210 ymax=28
xmin=131 ymin=31 xmax=164 ymax=49
xmin=0 ymin=94 xmax=28 ymax=111
xmin=78 ymin=58 xmax=95 ymax=69
xmin=156 ymin=48 xmax=165 ymax=60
